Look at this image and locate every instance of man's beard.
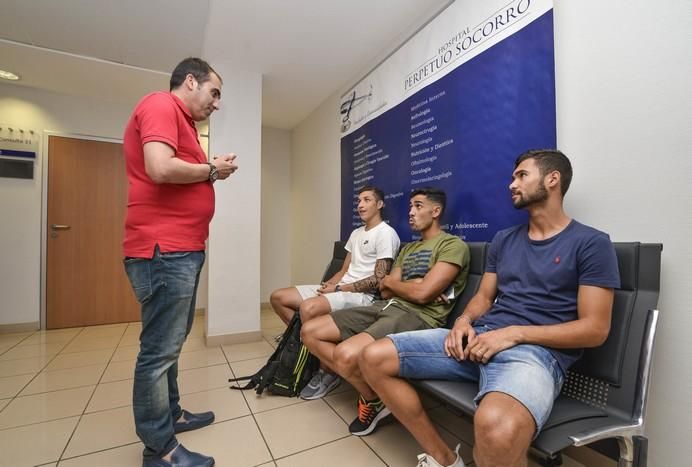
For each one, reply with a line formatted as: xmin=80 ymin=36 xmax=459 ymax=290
xmin=513 ymin=183 xmax=548 ymax=209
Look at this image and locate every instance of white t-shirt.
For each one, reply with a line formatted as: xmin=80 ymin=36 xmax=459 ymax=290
xmin=340 ymin=221 xmax=401 ymax=284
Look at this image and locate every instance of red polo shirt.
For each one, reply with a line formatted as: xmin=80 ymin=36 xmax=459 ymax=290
xmin=123 ymin=92 xmax=214 ymax=258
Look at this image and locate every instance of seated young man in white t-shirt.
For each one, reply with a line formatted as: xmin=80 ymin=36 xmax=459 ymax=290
xmin=270 ymin=185 xmax=401 ymax=399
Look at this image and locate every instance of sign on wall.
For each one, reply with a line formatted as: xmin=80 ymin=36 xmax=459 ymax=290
xmin=340 ymin=0 xmax=556 ymax=241
xmin=0 ymin=125 xmax=39 ymax=179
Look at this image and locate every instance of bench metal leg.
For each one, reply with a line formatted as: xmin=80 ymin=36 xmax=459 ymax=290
xmin=631 ymin=436 xmax=647 ymax=467
xmin=538 ymin=452 xmax=562 ymax=467
xmin=616 ymin=437 xmax=633 ymax=467
xmin=617 ymin=435 xmax=647 ymax=467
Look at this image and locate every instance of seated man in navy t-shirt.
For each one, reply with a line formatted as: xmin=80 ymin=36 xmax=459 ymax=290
xmin=358 ymin=149 xmax=620 ymax=467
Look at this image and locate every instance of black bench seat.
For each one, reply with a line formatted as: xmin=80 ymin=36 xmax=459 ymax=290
xmin=416 ymin=242 xmax=662 ymax=467
xmin=323 ymin=240 xmax=662 ymax=467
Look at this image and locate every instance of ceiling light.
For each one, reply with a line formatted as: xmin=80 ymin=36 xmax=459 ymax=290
xmin=0 ymin=69 xmax=20 ymax=81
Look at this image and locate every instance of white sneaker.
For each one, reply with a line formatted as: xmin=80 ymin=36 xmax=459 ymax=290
xmin=416 ymin=443 xmax=464 ymax=467
xmin=299 ymin=369 xmax=341 ymax=400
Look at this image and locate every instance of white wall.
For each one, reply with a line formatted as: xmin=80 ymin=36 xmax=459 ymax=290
xmin=0 ymin=84 xmax=133 ymax=326
xmin=554 ymin=2 xmax=692 ymax=465
xmin=260 ymin=127 xmax=292 ymax=300
xmin=205 ymin=67 xmax=263 ymax=340
xmin=290 ymin=93 xmax=341 ymax=284
xmin=290 ymin=1 xmax=692 ymax=465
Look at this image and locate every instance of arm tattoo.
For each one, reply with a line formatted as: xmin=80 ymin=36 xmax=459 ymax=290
xmin=350 ymin=258 xmax=394 ymax=293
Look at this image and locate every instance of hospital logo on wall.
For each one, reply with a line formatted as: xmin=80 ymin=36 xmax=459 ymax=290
xmin=340 ymin=84 xmax=373 ymax=133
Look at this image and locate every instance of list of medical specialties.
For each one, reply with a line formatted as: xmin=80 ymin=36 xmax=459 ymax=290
xmin=408 ymin=90 xmax=454 ymax=187
xmin=346 ymin=134 xmax=392 ymax=230
xmin=341 ymin=10 xmax=556 ymax=241
xmin=342 ymin=88 xmax=460 ymax=235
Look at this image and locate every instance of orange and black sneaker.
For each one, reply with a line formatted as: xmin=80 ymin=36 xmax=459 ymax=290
xmin=349 ymin=394 xmax=392 ymax=436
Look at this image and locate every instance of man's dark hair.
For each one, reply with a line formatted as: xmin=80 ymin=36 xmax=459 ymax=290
xmin=358 ymin=185 xmax=385 ymax=203
xmin=514 ymin=149 xmax=573 ymax=197
xmin=410 ymin=187 xmax=447 ymax=216
xmin=170 ymin=57 xmax=221 ymax=91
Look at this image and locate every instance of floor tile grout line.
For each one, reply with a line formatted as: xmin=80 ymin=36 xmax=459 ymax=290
xmin=0 ymin=328 xmax=84 ymax=465
xmin=433 ymin=418 xmax=475 ymax=457
xmin=78 ymin=381 xmax=257 ymax=418
xmin=55 ymin=440 xmax=141 ymax=465
xmin=0 ymin=350 xmax=60 ymax=364
xmin=0 ymin=329 xmax=85 ymax=416
xmin=52 ymin=410 xmax=272 ymax=465
xmin=17 ymin=323 xmax=136 ymax=465
xmin=270 ymin=434 xmax=362 ymax=464
xmin=0 ymin=409 xmax=272 ymax=467
xmin=75 ymin=356 xmax=236 ymax=386
xmin=220 ymin=342 xmax=279 ymax=464
xmin=221 ymin=328 xmax=384 ymax=465
xmin=234 ymin=389 xmax=277 ymax=463
xmin=0 ymin=330 xmax=37 ymax=354
xmin=322 ymin=390 xmax=356 ymax=426
xmin=0 ymin=411 xmax=88 ymax=433
xmin=231 ymin=392 xmax=306 ymax=416
xmin=357 ymin=436 xmax=391 ymax=467
xmin=58 ymin=325 xmax=130 ymax=355
xmin=55 ymin=325 xmax=127 ymax=463
xmin=2 ymin=322 xmax=202 ymax=464
xmin=50 ymin=324 xmax=257 ymax=455
xmin=69 ymin=324 xmax=128 ymax=411
xmin=42 ymin=350 xmax=120 ymax=373
xmin=5 ymin=318 xmax=414 ymax=466
xmin=6 ymin=320 xmax=583 ymax=467
xmin=221 ymin=335 xmax=312 ymax=417
xmin=5 ymin=364 xmax=110 ymax=396
xmin=320 ymin=390 xmax=471 ymax=466
xmin=0 ymin=332 xmax=76 ymax=361
xmin=0 ymin=361 xmax=246 ymax=431
xmin=321 ymin=396 xmax=391 ymax=466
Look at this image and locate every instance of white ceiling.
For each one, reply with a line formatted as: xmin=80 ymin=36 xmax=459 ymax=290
xmin=0 ymin=0 xmax=452 ymax=129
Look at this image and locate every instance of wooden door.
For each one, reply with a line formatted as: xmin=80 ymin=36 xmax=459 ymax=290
xmin=46 ymin=136 xmax=139 ymax=328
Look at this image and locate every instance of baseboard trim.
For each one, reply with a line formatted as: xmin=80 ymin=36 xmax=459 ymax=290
xmin=0 ymin=322 xmax=40 ymax=334
xmin=205 ymin=330 xmax=263 ymax=346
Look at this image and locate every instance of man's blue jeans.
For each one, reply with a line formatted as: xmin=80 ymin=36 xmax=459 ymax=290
xmin=124 ymin=247 xmax=205 ymax=460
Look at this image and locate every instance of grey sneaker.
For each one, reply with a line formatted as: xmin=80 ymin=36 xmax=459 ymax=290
xmin=299 ymin=369 xmax=341 ymax=400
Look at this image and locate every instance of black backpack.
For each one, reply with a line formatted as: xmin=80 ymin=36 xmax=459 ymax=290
xmin=229 ymin=313 xmax=319 ymax=397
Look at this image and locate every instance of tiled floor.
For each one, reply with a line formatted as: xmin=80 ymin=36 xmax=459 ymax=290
xmin=0 ymin=307 xmax=615 ymax=467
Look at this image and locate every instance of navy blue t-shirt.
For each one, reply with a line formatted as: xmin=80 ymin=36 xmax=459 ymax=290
xmin=474 ymin=220 xmax=620 ymax=373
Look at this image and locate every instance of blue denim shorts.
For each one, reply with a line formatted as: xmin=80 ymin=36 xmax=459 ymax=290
xmin=389 ymin=326 xmax=564 ymax=433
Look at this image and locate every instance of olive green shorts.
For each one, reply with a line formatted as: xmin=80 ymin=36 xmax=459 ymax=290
xmin=331 ymin=300 xmax=432 ymax=341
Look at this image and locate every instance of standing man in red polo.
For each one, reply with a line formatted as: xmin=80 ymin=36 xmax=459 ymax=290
xmin=123 ymin=57 xmax=237 ymax=467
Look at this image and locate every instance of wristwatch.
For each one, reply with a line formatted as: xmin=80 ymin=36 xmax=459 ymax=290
xmin=335 ymin=284 xmax=342 ymax=292
xmin=207 ymin=162 xmax=219 ymax=182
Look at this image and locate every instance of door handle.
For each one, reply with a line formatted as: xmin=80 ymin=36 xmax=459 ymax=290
xmin=51 ymin=224 xmax=71 ymax=231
